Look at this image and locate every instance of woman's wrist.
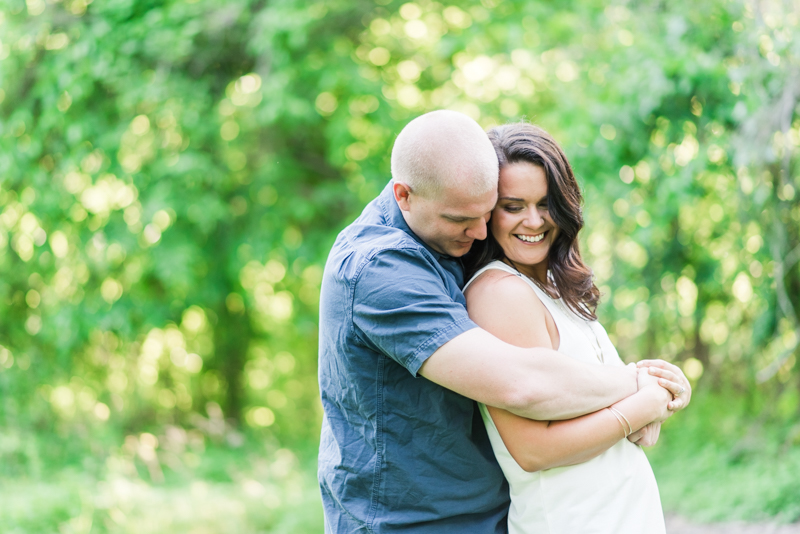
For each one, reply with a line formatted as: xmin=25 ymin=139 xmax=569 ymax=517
xmin=608 ymin=407 xmax=632 ymax=437
xmin=611 ymin=384 xmax=671 ymax=432
xmin=627 ymin=362 xmax=640 ymax=391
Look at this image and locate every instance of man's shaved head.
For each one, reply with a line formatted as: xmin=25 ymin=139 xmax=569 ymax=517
xmin=391 ymin=110 xmax=499 ymax=199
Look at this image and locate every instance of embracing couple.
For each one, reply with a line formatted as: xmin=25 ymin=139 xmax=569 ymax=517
xmin=318 ymin=110 xmax=692 ymax=533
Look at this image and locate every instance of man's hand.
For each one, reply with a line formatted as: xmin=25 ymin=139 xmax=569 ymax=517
xmin=627 ymin=422 xmax=661 ymax=447
xmin=637 ymin=359 xmax=692 ymax=411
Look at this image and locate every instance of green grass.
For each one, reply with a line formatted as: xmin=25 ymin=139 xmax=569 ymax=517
xmin=4 ymin=390 xmax=799 ymax=532
xmin=652 ymin=444 xmax=800 ymax=523
xmin=0 ymin=443 xmax=325 ymax=534
xmin=0 ymin=474 xmax=324 ymax=533
xmin=648 ymin=387 xmax=800 ymax=524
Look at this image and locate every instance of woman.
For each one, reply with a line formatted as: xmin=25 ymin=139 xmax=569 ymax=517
xmin=463 ymin=123 xmax=668 ymax=533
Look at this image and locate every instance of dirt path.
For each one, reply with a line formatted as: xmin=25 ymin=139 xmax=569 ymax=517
xmin=667 ymin=515 xmax=800 ymax=533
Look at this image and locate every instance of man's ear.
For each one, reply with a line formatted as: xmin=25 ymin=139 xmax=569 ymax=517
xmin=393 ymin=182 xmax=413 ymax=212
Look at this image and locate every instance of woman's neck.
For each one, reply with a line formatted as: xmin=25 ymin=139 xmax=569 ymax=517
xmin=502 ymin=257 xmax=549 ymax=285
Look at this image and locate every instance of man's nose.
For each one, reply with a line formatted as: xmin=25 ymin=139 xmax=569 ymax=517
xmin=465 ymin=216 xmax=488 ymax=240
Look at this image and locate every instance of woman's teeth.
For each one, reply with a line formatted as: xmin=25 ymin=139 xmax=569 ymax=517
xmin=516 ymin=233 xmax=545 ymax=243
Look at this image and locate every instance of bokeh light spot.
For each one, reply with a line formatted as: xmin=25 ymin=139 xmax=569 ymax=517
xmin=143 ymin=224 xmax=162 ymax=244
xmin=732 ymin=272 xmax=753 ymax=303
xmin=94 ymin=402 xmax=111 ymax=421
xmin=131 ymin=115 xmax=150 ymax=136
xmin=315 ymin=92 xmax=339 ymax=115
xmin=185 ymin=353 xmax=203 ymax=374
xmin=619 ymin=165 xmax=634 ymax=184
xmin=101 ymin=278 xmax=123 ymax=304
xmin=683 ymin=358 xmax=704 ymax=380
xmin=45 ymin=33 xmax=69 ymax=50
xmin=368 ymin=47 xmax=390 ymax=66
xmin=399 ymin=3 xmax=421 ymax=20
xmin=600 ymin=124 xmax=617 ymax=140
xmin=236 ymin=74 xmax=261 ymax=94
xmin=247 ymin=406 xmax=275 ymax=427
xmin=220 ymin=121 xmax=240 ymax=141
xmin=617 ymin=29 xmax=634 ymax=46
xmin=404 ymin=19 xmax=428 ymax=39
xmin=25 ymin=289 xmax=40 ymax=308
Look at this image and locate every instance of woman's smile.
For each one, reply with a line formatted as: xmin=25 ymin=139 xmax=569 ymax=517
xmin=515 ymin=231 xmax=547 ymax=244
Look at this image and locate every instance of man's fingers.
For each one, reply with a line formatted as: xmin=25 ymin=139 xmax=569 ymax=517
xmin=638 ymin=359 xmax=681 ymax=375
xmin=668 ymin=398 xmax=684 ymax=411
xmin=640 ymin=435 xmax=658 ymax=447
xmin=649 ymin=424 xmax=662 ymax=445
xmin=647 ymin=367 xmax=680 ymax=383
xmin=629 ymin=423 xmax=662 ymax=446
xmin=627 ymin=429 xmax=644 ymax=443
xmin=658 ymin=378 xmax=685 ymax=397
xmin=637 ymin=359 xmax=671 ymax=369
xmin=639 ymin=359 xmax=693 ymax=412
xmin=641 ymin=360 xmax=692 ymax=390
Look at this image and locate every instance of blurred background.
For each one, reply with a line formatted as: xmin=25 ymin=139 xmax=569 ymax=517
xmin=1 ymin=0 xmax=799 ymax=531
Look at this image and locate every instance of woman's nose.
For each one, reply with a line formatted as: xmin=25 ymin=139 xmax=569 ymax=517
xmin=524 ymin=208 xmax=545 ymax=228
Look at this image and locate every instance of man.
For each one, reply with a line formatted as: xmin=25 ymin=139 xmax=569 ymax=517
xmin=318 ymin=110 xmax=690 ymax=532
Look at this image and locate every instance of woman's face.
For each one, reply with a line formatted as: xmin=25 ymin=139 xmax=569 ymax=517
xmin=491 ymin=161 xmax=559 ymax=282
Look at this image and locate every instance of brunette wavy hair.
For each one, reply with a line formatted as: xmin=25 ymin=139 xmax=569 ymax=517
xmin=463 ymin=123 xmax=600 ymax=320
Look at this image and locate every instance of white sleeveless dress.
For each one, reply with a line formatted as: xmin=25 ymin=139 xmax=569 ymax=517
xmin=465 ymin=261 xmax=665 ymax=534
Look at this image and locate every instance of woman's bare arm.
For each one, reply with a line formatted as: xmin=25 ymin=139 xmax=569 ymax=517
xmin=465 ymin=270 xmax=671 ymax=472
xmin=487 ymin=385 xmax=670 ymax=471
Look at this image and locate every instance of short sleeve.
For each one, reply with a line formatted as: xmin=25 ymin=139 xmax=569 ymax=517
xmin=352 ymin=248 xmax=478 ymax=376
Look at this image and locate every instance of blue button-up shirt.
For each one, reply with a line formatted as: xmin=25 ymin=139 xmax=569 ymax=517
xmin=318 ymin=183 xmax=509 ymax=533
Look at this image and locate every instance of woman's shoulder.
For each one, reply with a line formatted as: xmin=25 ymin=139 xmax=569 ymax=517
xmin=464 ymin=260 xmax=516 ymax=285
xmin=464 ymin=261 xmax=526 ymax=297
xmin=464 ymin=263 xmax=547 ymax=315
xmin=464 ymin=262 xmax=557 ymax=349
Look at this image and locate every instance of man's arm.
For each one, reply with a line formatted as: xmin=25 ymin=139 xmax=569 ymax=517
xmin=419 ymin=327 xmax=640 ymax=420
xmin=419 ymin=270 xmax=686 ymax=421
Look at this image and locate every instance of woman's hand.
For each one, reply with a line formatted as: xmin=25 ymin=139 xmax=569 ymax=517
xmin=637 ymin=359 xmax=692 ymax=411
xmin=637 ymin=384 xmax=673 ymax=423
xmin=627 ymin=422 xmax=661 ymax=447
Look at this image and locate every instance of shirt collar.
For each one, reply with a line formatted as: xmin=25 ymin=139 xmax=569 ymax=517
xmin=378 ymin=181 xmax=456 ymax=263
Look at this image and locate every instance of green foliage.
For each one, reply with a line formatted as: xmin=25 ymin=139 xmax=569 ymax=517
xmin=1 ymin=0 xmax=798 ymax=531
xmin=650 ymin=388 xmax=800 ymax=524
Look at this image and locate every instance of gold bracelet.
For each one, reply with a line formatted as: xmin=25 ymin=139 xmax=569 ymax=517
xmin=607 ymin=408 xmax=629 ymax=438
xmin=609 ymin=407 xmax=633 ymax=436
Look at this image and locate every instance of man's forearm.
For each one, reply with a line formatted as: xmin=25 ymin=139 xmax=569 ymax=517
xmin=419 ymin=328 xmax=638 ymax=420
xmin=504 ymin=349 xmax=638 ymax=420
